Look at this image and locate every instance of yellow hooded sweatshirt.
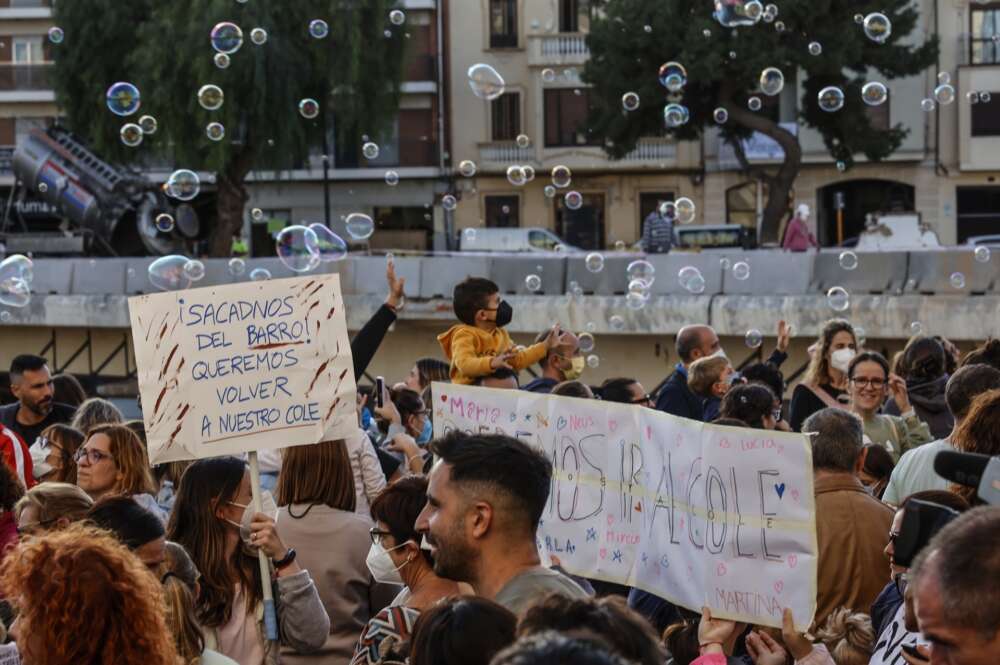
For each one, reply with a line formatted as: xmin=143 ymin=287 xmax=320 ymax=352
xmin=437 ymin=324 xmax=548 ymax=385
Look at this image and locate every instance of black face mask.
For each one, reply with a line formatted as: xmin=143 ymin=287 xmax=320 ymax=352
xmin=494 ymin=300 xmax=513 ymax=327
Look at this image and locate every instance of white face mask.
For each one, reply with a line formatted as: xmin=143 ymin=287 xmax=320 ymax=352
xmin=830 ymin=348 xmax=856 ymax=374
xmin=226 ymin=490 xmax=278 ymax=547
xmin=366 ymin=540 xmax=410 ymax=585
xmin=707 ymin=348 xmax=728 ymax=361
xmin=29 ymin=436 xmax=54 ymax=480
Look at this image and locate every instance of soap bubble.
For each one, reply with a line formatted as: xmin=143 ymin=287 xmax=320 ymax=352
xmin=0 ymin=311 xmax=9 ymax=322
xmin=968 ymin=91 xmax=980 ymax=104
xmin=938 ymin=72 xmax=951 ymax=85
xmin=299 ymin=98 xmax=320 ymax=119
xmin=854 ymin=13 xmax=864 ymax=23
xmin=610 ymin=315 xmax=625 ymax=331
xmin=166 ymin=170 xmax=200 ymax=201
xmin=949 ymin=272 xmax=966 ymax=289
xmin=462 ymin=228 xmax=477 ymax=244
xmin=748 ymin=96 xmax=762 ymax=111
xmin=459 ymin=160 xmax=477 ymax=177
xmin=836 ymin=161 xmax=847 ymax=172
xmin=626 ymin=292 xmax=646 ymax=310
xmin=854 ymin=326 xmax=867 ymax=345
xmin=565 ymin=191 xmax=583 ymax=210
xmin=522 ymin=165 xmax=536 ymax=182
xmin=250 ymin=28 xmax=268 ymax=45
xmin=578 ymin=332 xmax=596 ymax=353
xmin=525 ymin=274 xmax=542 ymax=291
xmin=678 ymin=266 xmax=701 ymax=291
xmin=759 ymin=67 xmax=784 ymax=96
xmin=585 ymin=252 xmax=605 ymax=273
xmin=745 ymin=329 xmax=763 ymax=348
xmin=38 ymin=183 xmax=47 ymax=194
xmin=658 ymin=61 xmax=687 ymax=92
xmin=663 ymin=103 xmax=689 ymax=128
xmin=827 ymin=286 xmax=850 ymax=312
xmin=910 ymin=321 xmax=922 ymax=336
xmin=627 ymin=259 xmax=655 ymax=287
xmin=720 ymin=258 xmax=731 ymax=270
xmin=250 ymin=268 xmax=272 ymax=281
xmin=389 ymin=9 xmax=406 ymax=25
xmin=551 ymin=165 xmax=572 ymax=188
xmin=808 ymin=41 xmax=822 ymax=56
xmin=183 ymin=260 xmax=206 ymax=282
xmin=442 ymin=195 xmax=457 ymax=211
xmin=974 ymin=246 xmax=991 ymax=263
xmin=862 ymin=81 xmax=888 ymax=106
xmin=120 ymin=123 xmax=143 ymax=147
xmin=685 ymin=271 xmax=707 ymax=294
xmin=309 ymin=223 xmax=349 ymax=261
xmin=198 ymin=84 xmax=224 ymax=111
xmin=138 ymin=115 xmax=158 ymax=135
xmin=251 ymin=208 xmax=265 ymax=221
xmin=467 ymin=63 xmax=505 ymax=100
xmin=981 ymin=92 xmax=992 ymax=103
xmin=205 ymin=122 xmax=226 ymax=141
xmin=506 ymin=165 xmax=527 ymax=187
xmin=622 ymin=92 xmax=640 ymax=111
xmin=0 ymin=277 xmax=29 ymax=308
xmin=148 ymin=255 xmax=192 ymax=292
xmin=0 ymin=255 xmax=33 ymax=286
xmin=713 ymin=107 xmax=729 ymax=124
xmin=839 ymin=251 xmax=858 ymax=270
xmin=384 ymin=170 xmax=399 ymax=186
xmin=921 ymin=98 xmax=936 ymax=112
xmin=345 ymin=213 xmax=375 ymax=240
xmin=675 ymin=197 xmax=696 ymax=225
xmin=713 ymin=0 xmax=763 ymax=27
xmin=154 ymin=213 xmax=175 ymax=233
xmin=211 ymin=22 xmax=244 ymax=54
xmin=543 ymin=185 xmax=556 ymax=198
xmin=214 ymin=53 xmax=231 ymax=69
xmin=106 ymin=82 xmax=141 ymax=117
xmin=934 ymin=84 xmax=955 ymax=105
xmin=362 ymin=142 xmax=380 ymax=160
xmin=276 ymin=225 xmax=321 ymax=272
xmin=818 ymin=86 xmax=845 ymax=112
xmin=732 ymin=261 xmax=751 ymax=280
xmin=516 ymin=134 xmax=531 ymax=148
xmin=541 ymin=68 xmax=556 ymax=83
xmin=863 ymin=13 xmax=892 ymax=43
xmin=48 ymin=26 xmax=64 ymax=44
xmin=228 ymin=258 xmax=246 ymax=276
xmin=309 ymin=19 xmax=329 ymax=39
xmin=586 ymin=354 xmax=600 ymax=369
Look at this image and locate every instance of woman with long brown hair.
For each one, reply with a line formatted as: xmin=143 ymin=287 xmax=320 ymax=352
xmin=2 ymin=523 xmax=178 ymax=665
xmin=951 ymin=388 xmax=1000 ymax=506
xmin=29 ymin=423 xmax=84 ymax=483
xmin=277 ymin=439 xmax=384 ymax=664
xmin=789 ymin=319 xmax=858 ymax=431
xmin=167 ymin=456 xmax=328 ymax=665
xmin=75 ymin=423 xmax=166 ymax=522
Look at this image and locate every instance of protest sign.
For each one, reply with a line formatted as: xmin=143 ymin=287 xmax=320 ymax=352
xmin=129 ymin=274 xmax=357 ymax=464
xmin=431 ymin=382 xmax=818 ymax=629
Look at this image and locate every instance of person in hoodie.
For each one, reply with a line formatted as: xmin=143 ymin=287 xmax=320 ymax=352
xmin=437 ymin=277 xmax=567 ymax=386
xmin=883 ymin=336 xmax=954 ymax=440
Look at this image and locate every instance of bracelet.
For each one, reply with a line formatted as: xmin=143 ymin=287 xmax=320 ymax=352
xmin=272 ymin=548 xmax=297 ymax=570
xmin=406 ymin=453 xmax=423 ymax=466
xmin=698 ymin=642 xmax=723 ymax=649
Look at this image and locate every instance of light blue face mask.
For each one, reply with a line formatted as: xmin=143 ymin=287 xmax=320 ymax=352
xmin=416 ymin=417 xmax=433 ymax=445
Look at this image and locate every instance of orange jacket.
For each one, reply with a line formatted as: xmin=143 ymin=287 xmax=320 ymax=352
xmin=437 ymin=324 xmax=548 ymax=385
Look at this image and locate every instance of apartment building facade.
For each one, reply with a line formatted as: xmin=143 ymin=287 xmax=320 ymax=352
xmin=446 ymin=0 xmax=1000 ymax=250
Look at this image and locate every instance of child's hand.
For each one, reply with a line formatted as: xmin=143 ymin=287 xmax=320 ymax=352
xmin=545 ymin=324 xmax=564 ymax=350
xmin=490 ymin=352 xmax=514 ymax=370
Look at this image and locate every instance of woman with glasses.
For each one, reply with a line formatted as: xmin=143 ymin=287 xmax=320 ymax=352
xmin=167 ymin=456 xmax=328 ymax=665
xmin=352 ymin=477 xmax=464 ymax=665
xmin=597 ymin=378 xmax=653 ymax=408
xmin=74 ymin=423 xmax=167 ymax=522
xmin=14 ymin=482 xmax=92 ymax=537
xmin=846 ymin=352 xmax=932 ymax=461
xmin=28 ymin=423 xmax=83 ymax=483
xmin=275 ymin=439 xmax=384 ymax=664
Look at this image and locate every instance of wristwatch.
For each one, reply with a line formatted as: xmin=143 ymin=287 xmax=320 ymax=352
xmin=273 ymin=548 xmax=297 ymax=570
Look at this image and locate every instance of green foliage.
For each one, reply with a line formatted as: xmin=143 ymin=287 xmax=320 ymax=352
xmin=583 ymin=0 xmax=938 ymax=169
xmin=50 ymin=0 xmax=406 ymax=176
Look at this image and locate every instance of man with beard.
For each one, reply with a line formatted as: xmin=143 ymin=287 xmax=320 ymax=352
xmin=1 ymin=355 xmax=76 ymax=448
xmin=415 ymin=431 xmax=587 ymax=615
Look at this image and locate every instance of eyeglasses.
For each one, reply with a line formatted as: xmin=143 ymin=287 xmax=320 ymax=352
xmin=851 ymin=377 xmax=886 ymax=389
xmin=630 ymin=394 xmax=653 ymax=405
xmin=370 ymin=527 xmax=393 ymax=546
xmin=74 ymin=447 xmax=114 ymax=465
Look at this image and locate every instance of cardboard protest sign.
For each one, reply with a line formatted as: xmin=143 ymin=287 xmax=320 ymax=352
xmin=129 ymin=274 xmax=357 ymax=464
xmin=431 ymin=383 xmax=818 ymax=629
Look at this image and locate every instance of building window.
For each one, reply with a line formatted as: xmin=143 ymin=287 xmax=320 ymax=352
xmin=865 ymin=92 xmax=891 ymax=131
xmin=491 ymin=92 xmax=520 ymax=141
xmin=559 ymin=0 xmax=591 ymax=33
xmin=971 ymin=4 xmax=1000 ymax=64
xmin=972 ymin=92 xmax=1000 ymax=136
xmin=485 ymin=195 xmax=520 ymax=228
xmin=555 ymin=192 xmax=605 ymax=250
xmin=489 ymin=0 xmax=518 ymax=49
xmin=957 ymin=186 xmax=1000 ymax=243
xmin=544 ymin=89 xmax=596 ymax=147
xmin=12 ymin=37 xmax=44 ymax=64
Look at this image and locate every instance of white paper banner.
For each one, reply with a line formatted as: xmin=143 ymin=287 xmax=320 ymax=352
xmin=129 ymin=274 xmax=357 ymax=464
xmin=431 ymin=383 xmax=818 ymax=629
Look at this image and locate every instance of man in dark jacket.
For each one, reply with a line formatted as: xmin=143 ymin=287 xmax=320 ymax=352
xmin=654 ymin=325 xmax=724 ymax=421
xmin=523 ymin=330 xmax=581 ymax=394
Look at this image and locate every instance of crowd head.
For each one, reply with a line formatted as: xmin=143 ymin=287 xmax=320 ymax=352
xmin=76 ymin=423 xmax=155 ymax=501
xmin=805 ymin=408 xmax=864 ymax=473
xmin=9 ymin=354 xmax=56 ymax=419
xmin=805 ymin=319 xmax=857 ymax=386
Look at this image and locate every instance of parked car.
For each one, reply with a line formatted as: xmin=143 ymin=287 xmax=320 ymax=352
xmin=457 ymin=227 xmax=580 ymax=252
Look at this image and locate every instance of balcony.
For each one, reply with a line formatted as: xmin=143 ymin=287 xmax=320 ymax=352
xmin=0 ymin=0 xmax=52 ymax=20
xmin=0 ymin=63 xmax=52 ymax=91
xmin=477 ymin=138 xmax=679 ymax=172
xmin=478 ymin=141 xmax=534 ymax=165
xmin=528 ymin=33 xmax=590 ymax=67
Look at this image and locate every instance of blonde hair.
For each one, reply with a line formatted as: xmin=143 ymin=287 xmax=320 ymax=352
xmin=815 ymin=607 xmax=875 ymax=665
xmin=70 ymin=397 xmax=124 ymax=432
xmin=687 ymin=356 xmax=730 ymax=397
xmin=15 ymin=482 xmax=93 ymax=525
xmin=160 ymin=542 xmax=205 ymax=665
xmin=804 ymin=319 xmax=857 ymax=387
xmin=86 ymin=424 xmax=156 ymax=496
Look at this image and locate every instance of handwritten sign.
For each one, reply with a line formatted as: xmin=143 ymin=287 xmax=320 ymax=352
xmin=432 ymin=383 xmax=818 ymax=629
xmin=129 ymin=275 xmax=357 ymax=464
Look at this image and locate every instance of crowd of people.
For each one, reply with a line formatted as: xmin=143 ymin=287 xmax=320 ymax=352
xmin=0 ymin=263 xmax=996 ymax=665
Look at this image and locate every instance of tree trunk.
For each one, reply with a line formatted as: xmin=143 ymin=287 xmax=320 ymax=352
xmin=723 ymin=104 xmax=803 ymax=245
xmin=208 ymin=149 xmax=254 ymax=257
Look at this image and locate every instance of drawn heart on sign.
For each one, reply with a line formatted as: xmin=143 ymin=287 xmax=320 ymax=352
xmin=790 ymin=489 xmax=800 ymax=502
xmin=646 ymin=425 xmax=653 ymax=440
xmin=774 ymin=483 xmax=786 ymax=499
xmin=774 ymin=580 xmax=784 ymax=594
xmin=634 ymin=502 xmax=642 ymax=512
xmin=777 ymin=444 xmax=785 ymax=454
xmin=440 ymin=394 xmax=447 ymax=402
xmin=599 ymin=548 xmax=607 ymax=560
xmin=787 ymin=554 xmax=798 ymax=569
xmin=716 ymin=563 xmax=727 ymax=576
xmin=607 ymin=514 xmax=615 ymax=526
xmin=609 ymin=421 xmax=618 ymax=432
xmin=679 ymin=517 xmax=685 ymax=530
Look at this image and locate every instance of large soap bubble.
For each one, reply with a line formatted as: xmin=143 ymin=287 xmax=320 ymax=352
xmin=714 ymin=0 xmax=762 ymax=27
xmin=211 ymin=22 xmax=244 ymax=54
xmin=863 ymin=12 xmax=892 ymax=43
xmin=467 ymin=64 xmax=505 ymax=100
xmin=106 ymin=82 xmax=141 ymax=117
xmin=345 ymin=213 xmax=375 ymax=240
xmin=148 ymin=255 xmax=192 ymax=291
xmin=166 ymin=170 xmax=201 ymax=201
xmin=658 ymin=62 xmax=687 ymax=92
xmin=759 ymin=67 xmax=785 ymax=96
xmin=276 ymin=225 xmax=321 ymax=272
xmin=818 ymin=86 xmax=845 ymax=112
xmin=309 ymin=223 xmax=349 ymax=261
